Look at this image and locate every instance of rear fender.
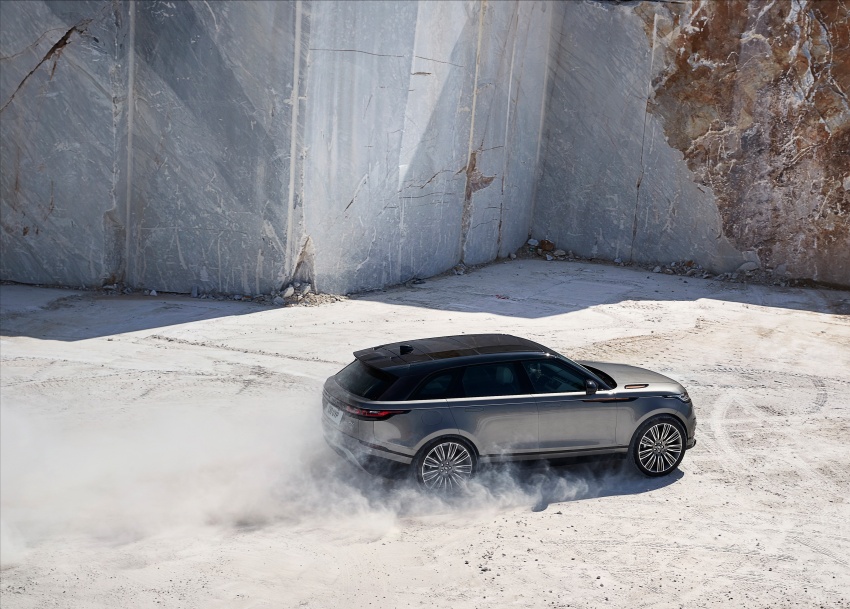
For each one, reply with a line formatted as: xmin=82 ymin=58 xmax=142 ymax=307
xmin=412 ymin=432 xmax=481 ymax=462
xmin=373 ymin=405 xmax=454 ymax=455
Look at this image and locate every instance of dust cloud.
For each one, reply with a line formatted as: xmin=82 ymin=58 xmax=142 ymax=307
xmin=0 ymin=401 xmax=616 ymax=568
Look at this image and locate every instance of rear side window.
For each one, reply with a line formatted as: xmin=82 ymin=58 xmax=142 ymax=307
xmin=335 ymin=360 xmax=396 ymax=400
xmin=460 ymin=363 xmax=523 ymax=398
xmin=410 ymin=371 xmax=457 ymax=400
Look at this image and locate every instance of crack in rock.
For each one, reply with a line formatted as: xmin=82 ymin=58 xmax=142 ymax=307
xmin=0 ymin=20 xmax=91 ymax=114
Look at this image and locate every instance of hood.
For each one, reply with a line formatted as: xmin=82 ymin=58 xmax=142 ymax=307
xmin=577 ymin=361 xmax=684 ymax=392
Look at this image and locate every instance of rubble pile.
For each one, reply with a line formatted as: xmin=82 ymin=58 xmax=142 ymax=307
xmin=88 ymin=281 xmax=346 ymax=307
xmin=518 ymin=239 xmax=804 ymax=288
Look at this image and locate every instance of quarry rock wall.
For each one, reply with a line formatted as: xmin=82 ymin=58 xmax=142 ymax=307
xmin=1 ymin=0 xmax=550 ymax=295
xmin=534 ymin=0 xmax=849 ymax=285
xmin=1 ymin=0 xmax=130 ymax=288
xmin=1 ymin=0 xmax=848 ymax=293
xmin=303 ymin=0 xmax=550 ymax=294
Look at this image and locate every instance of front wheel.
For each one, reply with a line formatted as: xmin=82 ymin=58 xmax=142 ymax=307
xmin=413 ymin=438 xmax=477 ymax=491
xmin=630 ymin=416 xmax=685 ymax=477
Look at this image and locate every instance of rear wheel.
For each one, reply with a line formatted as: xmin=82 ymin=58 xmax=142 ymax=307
xmin=413 ymin=438 xmax=476 ymax=491
xmin=630 ymin=416 xmax=685 ymax=477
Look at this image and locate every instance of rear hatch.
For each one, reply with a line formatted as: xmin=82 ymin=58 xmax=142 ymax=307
xmin=323 ymin=360 xmax=408 ymax=438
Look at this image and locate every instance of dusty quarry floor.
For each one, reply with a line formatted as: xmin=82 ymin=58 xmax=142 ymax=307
xmin=1 ymin=259 xmax=849 ymax=609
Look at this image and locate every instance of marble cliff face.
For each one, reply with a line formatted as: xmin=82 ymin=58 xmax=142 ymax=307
xmin=1 ymin=0 xmax=848 ymax=293
xmin=636 ymin=0 xmax=850 ymax=285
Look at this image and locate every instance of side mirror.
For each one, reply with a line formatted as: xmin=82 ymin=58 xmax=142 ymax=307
xmin=585 ymin=379 xmax=598 ymax=395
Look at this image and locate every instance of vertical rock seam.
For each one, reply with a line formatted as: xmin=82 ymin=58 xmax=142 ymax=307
xmin=460 ymin=0 xmax=487 ymax=264
xmin=284 ymin=0 xmax=304 ymax=282
xmin=629 ymin=11 xmax=658 ymax=264
xmin=124 ymin=1 xmax=136 ymax=286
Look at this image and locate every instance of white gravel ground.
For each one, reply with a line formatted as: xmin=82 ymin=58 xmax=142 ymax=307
xmin=1 ymin=259 xmax=849 ymax=609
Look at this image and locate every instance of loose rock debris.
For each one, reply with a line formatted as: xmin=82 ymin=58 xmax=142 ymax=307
xmin=518 ymin=238 xmax=816 ymax=289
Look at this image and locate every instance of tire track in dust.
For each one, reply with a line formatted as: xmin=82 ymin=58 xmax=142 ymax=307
xmin=708 ymin=385 xmax=847 ymax=574
xmin=144 ymin=334 xmax=341 ymax=367
xmin=790 ymin=535 xmax=849 ymax=568
xmin=810 ymin=377 xmax=828 ymax=413
xmin=708 ymin=394 xmax=748 ymax=470
xmin=707 ymin=392 xmax=799 ymax=562
xmin=713 ymin=390 xmax=844 ymax=499
xmin=709 ymin=365 xmax=850 ymax=390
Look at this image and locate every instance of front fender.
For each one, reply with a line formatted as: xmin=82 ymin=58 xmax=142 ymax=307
xmin=617 ymin=398 xmax=693 ymax=445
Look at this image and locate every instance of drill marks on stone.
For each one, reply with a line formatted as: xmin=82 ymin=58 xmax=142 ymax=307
xmin=629 ymin=11 xmax=659 ymax=264
xmin=413 ymin=55 xmax=465 ymax=69
xmin=309 ymin=48 xmax=406 ymax=60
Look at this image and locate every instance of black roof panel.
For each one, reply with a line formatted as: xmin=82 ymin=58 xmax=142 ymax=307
xmin=353 ymin=334 xmax=553 ymax=371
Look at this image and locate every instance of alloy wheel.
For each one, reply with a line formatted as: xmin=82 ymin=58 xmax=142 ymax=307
xmin=637 ymin=422 xmax=683 ymax=474
xmin=420 ymin=441 xmax=474 ymax=490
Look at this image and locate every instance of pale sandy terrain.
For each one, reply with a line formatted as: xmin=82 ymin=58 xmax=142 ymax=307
xmin=1 ymin=260 xmax=849 ymax=609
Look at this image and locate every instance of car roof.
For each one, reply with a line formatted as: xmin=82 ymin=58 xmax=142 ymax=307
xmin=353 ymin=333 xmax=555 ymax=372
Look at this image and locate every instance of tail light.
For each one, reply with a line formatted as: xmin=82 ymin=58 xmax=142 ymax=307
xmin=340 ymin=404 xmax=410 ymax=421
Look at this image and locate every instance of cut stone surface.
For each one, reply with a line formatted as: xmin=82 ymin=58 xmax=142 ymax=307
xmin=1 ymin=0 xmax=846 ymax=293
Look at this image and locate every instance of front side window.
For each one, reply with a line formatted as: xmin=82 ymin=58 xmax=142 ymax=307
xmin=335 ymin=360 xmax=396 ymax=400
xmin=460 ymin=362 xmax=523 ymax=398
xmin=522 ymin=360 xmax=586 ymax=394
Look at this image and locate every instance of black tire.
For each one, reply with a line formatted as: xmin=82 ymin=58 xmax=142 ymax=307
xmin=413 ymin=437 xmax=477 ymax=491
xmin=629 ymin=415 xmax=686 ymax=477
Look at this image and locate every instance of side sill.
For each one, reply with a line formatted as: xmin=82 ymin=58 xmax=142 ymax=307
xmin=481 ymin=446 xmax=629 ymax=462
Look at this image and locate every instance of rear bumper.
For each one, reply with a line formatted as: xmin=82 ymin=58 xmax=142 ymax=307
xmin=322 ymin=416 xmax=414 ymax=466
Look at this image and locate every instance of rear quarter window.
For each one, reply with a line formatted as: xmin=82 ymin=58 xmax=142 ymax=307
xmin=335 ymin=360 xmax=396 ymax=400
xmin=410 ymin=370 xmax=459 ymax=400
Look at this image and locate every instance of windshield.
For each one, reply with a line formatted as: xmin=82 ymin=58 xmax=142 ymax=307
xmin=578 ymin=364 xmax=617 ymax=389
xmin=558 ymin=357 xmax=616 ymax=389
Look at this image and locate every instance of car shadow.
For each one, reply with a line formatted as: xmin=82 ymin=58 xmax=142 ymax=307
xmin=513 ymin=458 xmax=684 ymax=512
xmin=332 ymin=451 xmax=683 ymax=514
xmin=476 ymin=457 xmax=684 ymax=512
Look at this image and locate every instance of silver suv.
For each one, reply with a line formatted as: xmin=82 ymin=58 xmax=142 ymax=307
xmin=322 ymin=334 xmax=696 ymax=490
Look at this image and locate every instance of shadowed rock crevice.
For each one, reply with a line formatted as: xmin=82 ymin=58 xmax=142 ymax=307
xmin=0 ymin=20 xmax=91 ymax=113
xmin=460 ymin=149 xmax=498 ymax=265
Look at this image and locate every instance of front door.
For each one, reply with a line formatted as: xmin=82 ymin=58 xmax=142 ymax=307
xmin=521 ymin=359 xmax=617 ymax=451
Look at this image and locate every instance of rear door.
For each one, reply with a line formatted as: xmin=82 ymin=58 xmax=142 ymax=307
xmin=523 ymin=359 xmax=617 ymax=451
xmin=447 ymin=362 xmax=539 ymax=456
